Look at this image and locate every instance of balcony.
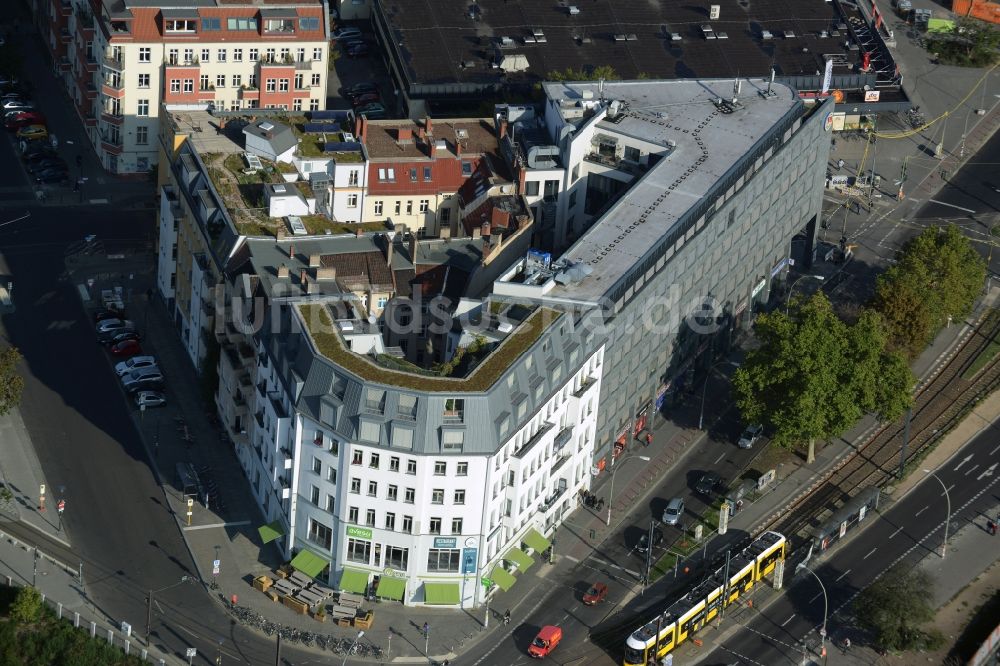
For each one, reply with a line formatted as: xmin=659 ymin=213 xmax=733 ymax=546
xmin=100 ymin=134 xmax=123 ymax=154
xmin=85 ymin=83 xmax=98 ymax=99
xmin=573 ymin=377 xmax=596 ymax=398
xmin=59 ymin=29 xmax=71 ymax=44
xmin=540 ymin=482 xmax=568 ymax=512
xmin=553 ymin=426 xmax=573 ymax=451
xmin=238 ymin=86 xmax=260 ymax=101
xmin=513 ymin=422 xmax=554 ymax=460
xmin=58 ymin=57 xmax=71 ymax=72
xmin=57 ymin=0 xmax=71 ymax=17
xmin=101 ymin=110 xmax=124 ymax=126
xmin=103 ymin=55 xmax=124 ymax=71
xmin=550 ymin=454 xmax=570 ymax=475
xmin=583 ymin=152 xmax=647 ymax=178
xmin=294 ymin=60 xmax=315 ymax=71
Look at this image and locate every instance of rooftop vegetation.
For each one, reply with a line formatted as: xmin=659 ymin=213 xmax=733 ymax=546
xmin=297 ymin=303 xmax=560 ymax=391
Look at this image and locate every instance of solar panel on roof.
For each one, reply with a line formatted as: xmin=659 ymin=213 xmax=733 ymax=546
xmin=308 ymin=110 xmax=352 ymax=121
xmin=303 ymin=123 xmax=337 ymax=133
xmin=322 ymin=141 xmax=363 ymax=152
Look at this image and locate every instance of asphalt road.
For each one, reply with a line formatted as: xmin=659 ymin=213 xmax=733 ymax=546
xmin=700 ymin=413 xmax=1000 ymax=666
xmin=461 ymin=374 xmax=771 ymax=666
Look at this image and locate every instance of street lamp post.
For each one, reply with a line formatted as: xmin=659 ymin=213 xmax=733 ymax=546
xmin=698 ymin=360 xmax=740 ymax=430
xmin=796 ymin=563 xmax=828 ymax=659
xmin=606 ymin=455 xmax=651 ymax=526
xmin=785 ymin=274 xmax=826 ymax=315
xmin=923 ymin=469 xmax=951 ymax=558
xmin=342 ymin=630 xmax=364 ymax=666
xmin=146 ymin=575 xmax=190 ymax=643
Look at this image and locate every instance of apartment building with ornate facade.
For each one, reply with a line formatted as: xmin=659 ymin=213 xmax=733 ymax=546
xmin=45 ymin=0 xmax=330 ymax=174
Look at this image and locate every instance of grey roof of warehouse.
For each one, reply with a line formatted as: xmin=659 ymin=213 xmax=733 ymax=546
xmin=378 ymin=0 xmax=860 ymax=86
xmin=540 ymin=79 xmax=802 ymax=306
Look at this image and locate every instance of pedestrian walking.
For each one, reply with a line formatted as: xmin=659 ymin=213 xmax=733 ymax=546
xmin=503 ymin=609 xmax=511 ymax=626
xmin=842 ymin=637 xmax=851 ymax=653
xmin=422 ymin=621 xmax=429 ymax=637
xmin=988 ymin=517 xmax=998 ymax=536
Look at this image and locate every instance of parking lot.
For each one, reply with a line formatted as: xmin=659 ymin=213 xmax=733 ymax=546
xmin=326 ymin=20 xmax=398 ymax=117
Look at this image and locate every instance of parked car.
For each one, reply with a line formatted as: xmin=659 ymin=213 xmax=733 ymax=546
xmin=94 ymin=308 xmax=126 ymax=323
xmin=695 ymin=471 xmax=723 ymax=497
xmin=355 ymin=102 xmax=386 ymax=119
xmin=34 ymin=169 xmax=69 ymax=185
xmin=121 ymin=367 xmax=164 ymax=393
xmin=737 ymin=423 xmax=763 ymax=449
xmin=343 ymin=81 xmax=378 ymax=99
xmin=635 ymin=528 xmax=664 ymax=554
xmin=582 ymin=582 xmax=608 ymax=605
xmin=103 ymin=330 xmax=141 ymax=346
xmin=2 ymin=99 xmax=34 ymax=111
xmin=4 ymin=111 xmax=45 ymax=130
xmin=115 ymin=355 xmax=157 ymax=377
xmin=345 ymin=42 xmax=369 ymax=57
xmin=527 ymin=625 xmax=562 ymax=659
xmin=109 ymin=339 xmax=142 ymax=357
xmin=662 ymin=497 xmax=685 ymax=525
xmin=27 ymin=158 xmax=66 ymax=174
xmin=96 ymin=318 xmax=134 ymax=333
xmin=332 ymin=26 xmax=362 ymax=41
xmin=21 ymin=142 xmax=54 ymax=161
xmin=351 ymin=92 xmax=381 ymax=108
xmin=16 ymin=124 xmax=47 ymax=140
xmin=134 ymin=390 xmax=166 ymax=409
xmin=25 ymin=150 xmax=61 ymax=167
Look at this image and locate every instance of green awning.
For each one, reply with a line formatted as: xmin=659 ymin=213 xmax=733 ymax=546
xmin=489 ymin=566 xmax=517 ymax=592
xmin=505 ymin=548 xmax=535 ymax=573
xmin=290 ymin=549 xmax=329 ymax=579
xmin=522 ymin=528 xmax=550 ymax=554
xmin=376 ymin=576 xmax=406 ymax=601
xmin=338 ymin=568 xmax=370 ymax=595
xmin=257 ymin=520 xmax=285 ymax=544
xmin=424 ymin=582 xmax=460 ymax=605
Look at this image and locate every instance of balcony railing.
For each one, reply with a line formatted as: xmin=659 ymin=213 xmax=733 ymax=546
xmin=103 ymin=55 xmax=124 ymax=71
xmin=513 ymin=422 xmax=554 ymax=460
xmin=573 ymin=377 xmax=595 ymax=398
xmin=553 ymin=426 xmax=573 ymax=450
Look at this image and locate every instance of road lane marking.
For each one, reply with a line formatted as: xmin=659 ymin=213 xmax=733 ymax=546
xmin=182 ymin=520 xmax=251 ymax=531
xmin=928 ymin=199 xmax=976 ymax=213
xmin=915 ymin=506 xmax=927 ymax=516
xmin=780 ymin=614 xmax=796 ymax=627
xmin=889 ymin=526 xmax=904 ymax=538
xmin=946 ymin=484 xmax=955 ymax=494
xmin=810 ymin=591 xmax=823 ymax=603
xmin=977 ymin=463 xmax=997 ymax=481
xmin=563 ymin=555 xmax=580 ymax=563
xmin=863 ymin=547 xmax=877 ymax=560
xmin=989 ymin=444 xmax=1000 ymax=456
xmin=954 ymin=454 xmax=973 ymax=471
xmin=714 ymin=452 xmax=726 ymax=464
xmin=965 ymin=464 xmax=980 ymax=476
xmin=835 ymin=569 xmax=851 ymax=582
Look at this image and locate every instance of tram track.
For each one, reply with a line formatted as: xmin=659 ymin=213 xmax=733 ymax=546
xmin=768 ymin=308 xmax=1000 ymax=544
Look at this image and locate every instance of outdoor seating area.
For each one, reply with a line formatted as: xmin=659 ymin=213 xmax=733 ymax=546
xmin=251 ymin=564 xmax=376 ymax=628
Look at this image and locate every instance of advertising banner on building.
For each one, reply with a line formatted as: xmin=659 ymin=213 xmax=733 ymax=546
xmin=821 ymin=59 xmax=834 ymax=94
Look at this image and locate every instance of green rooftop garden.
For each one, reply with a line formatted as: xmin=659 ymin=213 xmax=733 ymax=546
xmin=299 ymin=216 xmax=389 ymax=235
xmin=297 ymin=303 xmax=560 ymax=391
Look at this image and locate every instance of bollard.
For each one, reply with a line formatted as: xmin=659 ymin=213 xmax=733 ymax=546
xmin=74 ymin=612 xmax=80 ymax=628
xmin=90 ymin=621 xmax=96 ymax=637
xmin=107 ymin=628 xmax=114 ymax=644
xmin=125 ymin=640 xmax=130 ymax=655
xmin=141 ymin=649 xmax=148 ymax=660
xmin=57 ymin=602 xmax=63 ymax=619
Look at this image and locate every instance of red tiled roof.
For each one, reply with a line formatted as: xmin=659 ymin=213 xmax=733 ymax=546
xmin=321 ymin=252 xmax=393 ymax=291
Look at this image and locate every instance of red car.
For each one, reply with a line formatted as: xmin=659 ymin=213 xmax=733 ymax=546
xmin=4 ymin=111 xmax=45 ymax=131
xmin=582 ymin=582 xmax=608 ymax=605
xmin=110 ymin=339 xmax=143 ymax=357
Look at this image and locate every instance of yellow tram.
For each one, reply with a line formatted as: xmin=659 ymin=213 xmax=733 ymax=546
xmin=622 ymin=531 xmax=787 ymax=666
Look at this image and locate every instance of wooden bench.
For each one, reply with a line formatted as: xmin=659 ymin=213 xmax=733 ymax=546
xmin=338 ymin=592 xmax=363 ymax=609
xmin=289 ymin=571 xmax=312 ymax=588
xmin=328 ymin=604 xmax=356 ymax=621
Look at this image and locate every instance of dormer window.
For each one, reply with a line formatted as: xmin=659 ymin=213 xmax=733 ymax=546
xmin=164 ymin=19 xmax=196 ymax=33
xmin=264 ymin=19 xmax=295 ymax=33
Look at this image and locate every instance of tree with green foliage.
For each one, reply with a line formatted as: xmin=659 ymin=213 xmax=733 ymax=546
xmin=0 ymin=346 xmax=24 ymax=417
xmin=9 ymin=587 xmax=43 ymax=624
xmin=854 ymin=564 xmax=945 ymax=652
xmin=926 ymin=18 xmax=1000 ymax=67
xmin=546 ymin=65 xmax=619 ymax=82
xmin=732 ymin=293 xmax=913 ymax=463
xmin=874 ymin=225 xmax=986 ymax=358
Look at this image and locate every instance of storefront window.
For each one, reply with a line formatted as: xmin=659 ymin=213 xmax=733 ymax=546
xmin=427 ymin=549 xmax=460 ymax=572
xmin=347 ymin=538 xmax=371 ymax=564
xmin=385 ymin=546 xmax=408 ymax=570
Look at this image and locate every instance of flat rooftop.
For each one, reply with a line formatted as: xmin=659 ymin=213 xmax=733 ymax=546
xmin=544 ymin=79 xmax=802 ymax=304
xmin=379 ymin=0 xmax=861 ymax=86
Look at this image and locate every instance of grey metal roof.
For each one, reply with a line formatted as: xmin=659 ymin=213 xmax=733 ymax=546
xmin=160 ymin=7 xmax=202 ymax=19
xmin=244 ymin=121 xmax=297 ymax=157
xmin=541 ymin=78 xmax=802 ymax=305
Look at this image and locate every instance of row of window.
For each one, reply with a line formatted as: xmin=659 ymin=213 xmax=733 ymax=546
xmin=166 ymin=17 xmax=321 ymax=34
xmin=372 ymin=199 xmax=433 ymax=217
xmin=346 ymin=479 xmax=466 ymax=506
xmin=346 ymin=508 xmax=464 ymax=536
xmin=144 ymin=46 xmax=324 ymax=64
xmin=348 ymin=451 xmax=468 ymax=477
xmin=341 ymin=537 xmax=462 ymax=573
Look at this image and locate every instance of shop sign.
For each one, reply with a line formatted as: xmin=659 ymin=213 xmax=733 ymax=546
xmin=864 ymin=90 xmax=881 ymax=102
xmin=346 ymin=526 xmax=373 ymax=540
xmin=734 ymin=299 xmax=747 ymax=316
xmin=633 ymin=402 xmax=651 ymax=434
xmin=655 ymin=383 xmax=669 ymax=410
xmin=433 ymin=537 xmax=457 ymax=548
xmin=383 ymin=567 xmax=407 ymax=579
xmin=462 ymin=548 xmax=477 ymax=574
xmin=770 ymin=258 xmax=788 ymax=277
xmin=751 ymin=278 xmax=767 ymax=298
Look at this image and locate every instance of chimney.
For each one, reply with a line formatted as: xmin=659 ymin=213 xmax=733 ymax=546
xmin=455 ymin=140 xmax=463 ymax=156
xmin=278 ymin=264 xmax=290 ymax=279
xmin=482 ymin=241 xmax=493 ymax=260
xmin=491 ymin=207 xmax=511 ymax=229
xmin=481 ymin=222 xmax=491 ymax=239
xmin=472 ymin=226 xmax=482 ymax=240
xmin=498 ymin=119 xmax=508 ymax=140
xmin=355 ymin=116 xmax=368 ymax=143
xmin=424 ymin=116 xmax=432 ymax=135
xmin=396 ymin=127 xmax=412 ymax=142
xmin=385 ymin=234 xmax=394 ymax=266
xmin=440 ymin=225 xmax=451 ymax=241
xmin=409 ymin=235 xmax=418 ymax=264
xmin=309 ymin=253 xmax=321 ymax=268
xmin=276 ymin=223 xmax=287 ymax=240
xmin=517 ymin=166 xmax=527 ymax=195
xmin=299 ymin=268 xmax=307 ymax=285
xmin=288 ymin=243 xmax=296 ymax=260
xmin=355 ymin=227 xmax=364 ymax=238
xmin=307 ymin=276 xmax=320 ymax=294
xmin=429 ymin=140 xmax=437 ymax=158
xmin=317 ymin=265 xmax=337 ymax=281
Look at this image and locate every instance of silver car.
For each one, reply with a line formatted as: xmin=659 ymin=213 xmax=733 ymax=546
xmin=662 ymin=497 xmax=685 ymax=525
xmin=738 ymin=424 xmax=763 ymax=449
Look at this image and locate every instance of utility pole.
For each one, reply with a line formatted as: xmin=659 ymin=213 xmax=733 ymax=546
xmin=274 ymin=632 xmax=281 ymax=666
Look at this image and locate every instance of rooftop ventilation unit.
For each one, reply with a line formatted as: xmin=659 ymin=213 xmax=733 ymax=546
xmin=614 ymin=34 xmax=627 ymax=41
xmin=568 ymin=5 xmax=580 ymax=14
xmin=716 ymin=31 xmax=728 ymax=39
xmin=532 ymin=28 xmax=545 ymax=37
xmin=671 ymin=32 xmax=683 ymax=41
xmin=761 ymin=30 xmax=773 ymax=39
xmin=456 ymin=128 xmax=469 ymax=139
xmin=342 ymin=132 xmax=355 ymax=142
xmin=625 ymin=33 xmax=638 ymax=41
xmin=259 ymin=121 xmax=275 ymax=132
xmin=273 ymin=184 xmax=287 ymax=194
xmin=287 ymin=215 xmax=307 ymax=235
xmin=784 ymin=30 xmax=795 ymax=38
xmin=499 ymin=36 xmax=514 ymax=47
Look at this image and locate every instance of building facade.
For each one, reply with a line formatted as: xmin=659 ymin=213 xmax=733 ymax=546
xmin=496 ymin=79 xmax=832 ymax=466
xmin=48 ymin=0 xmax=330 ymax=174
